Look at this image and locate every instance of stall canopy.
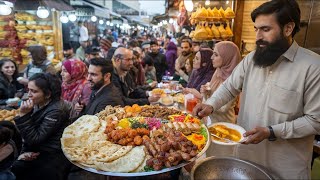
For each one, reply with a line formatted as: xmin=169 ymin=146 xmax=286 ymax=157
xmin=14 ymin=0 xmax=74 ymax=11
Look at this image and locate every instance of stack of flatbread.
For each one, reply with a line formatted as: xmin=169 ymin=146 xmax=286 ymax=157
xmin=61 ymin=115 xmax=148 ymax=173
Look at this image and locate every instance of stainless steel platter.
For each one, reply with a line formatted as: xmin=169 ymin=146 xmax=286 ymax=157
xmin=65 ymin=124 xmax=211 ymax=177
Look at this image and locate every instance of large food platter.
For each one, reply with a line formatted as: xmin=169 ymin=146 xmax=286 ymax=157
xmin=61 ymin=105 xmax=210 ymax=177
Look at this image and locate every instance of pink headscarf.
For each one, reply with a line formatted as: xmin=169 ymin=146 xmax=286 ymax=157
xmin=61 ymin=59 xmax=88 ymax=102
xmin=209 ymin=41 xmax=241 ymax=94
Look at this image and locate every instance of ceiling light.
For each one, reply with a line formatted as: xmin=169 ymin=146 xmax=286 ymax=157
xmin=184 ymin=0 xmax=194 ymax=12
xmin=60 ymin=14 xmax=69 ymax=23
xmin=110 ymin=22 xmax=114 ymax=26
xmin=205 ymin=0 xmax=210 ymax=6
xmin=91 ymin=16 xmax=97 ymax=22
xmin=99 ymin=19 xmax=104 ymax=24
xmin=169 ymin=18 xmax=174 ymax=24
xmin=68 ymin=14 xmax=77 ymax=22
xmin=106 ymin=21 xmax=110 ymax=25
xmin=37 ymin=6 xmax=49 ymax=18
xmin=0 ymin=1 xmax=11 ymax=15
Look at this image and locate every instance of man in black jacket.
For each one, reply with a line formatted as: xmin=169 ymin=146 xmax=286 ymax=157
xmin=75 ymin=58 xmax=124 ymax=115
xmin=112 ymin=47 xmax=160 ymax=106
xmin=147 ymin=39 xmax=168 ymax=82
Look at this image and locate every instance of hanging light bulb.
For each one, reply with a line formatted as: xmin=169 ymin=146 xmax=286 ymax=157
xmin=68 ymin=14 xmax=77 ymax=22
xmin=205 ymin=0 xmax=210 ymax=6
xmin=163 ymin=20 xmax=168 ymax=25
xmin=99 ymin=19 xmax=104 ymax=24
xmin=60 ymin=14 xmax=69 ymax=23
xmin=116 ymin=24 xmax=119 ymax=28
xmin=184 ymin=0 xmax=193 ymax=12
xmin=106 ymin=21 xmax=110 ymax=25
xmin=110 ymin=22 xmax=114 ymax=26
xmin=226 ymin=0 xmax=229 ymax=4
xmin=169 ymin=18 xmax=174 ymax=24
xmin=159 ymin=22 xmax=163 ymax=26
xmin=37 ymin=6 xmax=50 ymax=18
xmin=0 ymin=1 xmax=12 ymax=15
xmin=91 ymin=16 xmax=97 ymax=22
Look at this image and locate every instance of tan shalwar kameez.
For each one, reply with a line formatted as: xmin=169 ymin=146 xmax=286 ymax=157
xmin=205 ymin=41 xmax=320 ymax=179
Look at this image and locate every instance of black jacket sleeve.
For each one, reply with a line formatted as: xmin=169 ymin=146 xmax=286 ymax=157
xmin=14 ymin=108 xmax=64 ymax=147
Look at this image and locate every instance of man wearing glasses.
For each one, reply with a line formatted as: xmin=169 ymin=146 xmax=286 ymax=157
xmin=112 ymin=47 xmax=160 ymax=106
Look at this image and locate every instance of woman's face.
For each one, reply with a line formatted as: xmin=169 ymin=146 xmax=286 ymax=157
xmin=1 ymin=61 xmax=15 ymax=77
xmin=28 ymin=81 xmax=47 ymax=106
xmin=61 ymin=66 xmax=72 ymax=83
xmin=185 ymin=59 xmax=192 ymax=73
xmin=193 ymin=52 xmax=201 ymax=69
xmin=212 ymin=47 xmax=223 ymax=68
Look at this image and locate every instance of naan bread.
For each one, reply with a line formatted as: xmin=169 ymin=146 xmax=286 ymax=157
xmin=95 ymin=146 xmax=145 ymax=172
xmin=88 ymin=142 xmax=127 ymax=162
xmin=63 ymin=115 xmax=100 ymax=137
xmin=131 ymin=154 xmax=152 ymax=172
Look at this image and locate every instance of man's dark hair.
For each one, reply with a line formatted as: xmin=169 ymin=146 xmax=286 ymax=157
xmin=63 ymin=43 xmax=72 ymax=51
xmin=28 ymin=45 xmax=47 ymax=65
xmin=29 ymin=73 xmax=62 ymax=101
xmin=143 ymin=55 xmax=154 ymax=67
xmin=251 ymin=0 xmax=301 ymax=37
xmin=181 ymin=38 xmax=192 ymax=47
xmin=128 ymin=40 xmax=139 ymax=48
xmin=90 ymin=58 xmax=113 ymax=76
xmin=150 ymin=39 xmax=158 ymax=46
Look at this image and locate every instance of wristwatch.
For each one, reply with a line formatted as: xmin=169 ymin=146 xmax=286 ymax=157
xmin=267 ymin=126 xmax=277 ymax=141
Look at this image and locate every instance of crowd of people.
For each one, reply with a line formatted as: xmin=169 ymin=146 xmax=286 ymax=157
xmin=0 ymin=0 xmax=319 ymax=180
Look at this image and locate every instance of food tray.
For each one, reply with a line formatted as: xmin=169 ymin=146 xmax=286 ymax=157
xmin=64 ymin=124 xmax=210 ymax=177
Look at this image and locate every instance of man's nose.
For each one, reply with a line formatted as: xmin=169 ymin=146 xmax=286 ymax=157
xmin=256 ymin=29 xmax=263 ymax=41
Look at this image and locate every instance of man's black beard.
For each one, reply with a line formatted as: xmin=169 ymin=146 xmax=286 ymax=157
xmin=182 ymin=51 xmax=191 ymax=56
xmin=64 ymin=53 xmax=73 ymax=59
xmin=253 ymin=35 xmax=291 ymax=67
xmin=90 ymin=78 xmax=104 ymax=90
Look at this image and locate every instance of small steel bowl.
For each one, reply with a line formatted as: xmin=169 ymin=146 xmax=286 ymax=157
xmin=191 ymin=157 xmax=274 ymax=180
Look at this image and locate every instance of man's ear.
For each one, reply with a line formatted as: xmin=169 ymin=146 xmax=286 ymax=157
xmin=284 ymin=22 xmax=295 ymax=37
xmin=103 ymin=72 xmax=111 ymax=82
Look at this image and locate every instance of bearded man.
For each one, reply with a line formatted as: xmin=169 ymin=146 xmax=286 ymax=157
xmin=75 ymin=58 xmax=124 ymax=115
xmin=193 ymin=0 xmax=320 ymax=179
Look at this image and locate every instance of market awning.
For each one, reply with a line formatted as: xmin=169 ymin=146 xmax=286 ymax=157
xmin=80 ymin=0 xmax=110 ymax=18
xmin=124 ymin=16 xmax=150 ymax=27
xmin=14 ymin=0 xmax=74 ymax=11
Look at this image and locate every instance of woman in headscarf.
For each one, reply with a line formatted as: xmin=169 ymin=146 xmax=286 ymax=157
xmin=185 ymin=49 xmax=215 ymax=91
xmin=60 ymin=59 xmax=91 ymax=118
xmin=189 ymin=41 xmax=241 ymax=158
xmin=18 ymin=45 xmax=56 ymax=86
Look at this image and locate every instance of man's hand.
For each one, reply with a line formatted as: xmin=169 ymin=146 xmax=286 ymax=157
xmin=17 ymin=77 xmax=28 ymax=86
xmin=19 ymin=99 xmax=34 ymax=116
xmin=242 ymin=126 xmax=270 ymax=144
xmin=148 ymin=95 xmax=161 ymax=103
xmin=18 ymin=152 xmax=40 ymax=161
xmin=150 ymin=81 xmax=157 ymax=89
xmin=192 ymin=103 xmax=213 ymax=118
xmin=74 ymin=102 xmax=84 ymax=113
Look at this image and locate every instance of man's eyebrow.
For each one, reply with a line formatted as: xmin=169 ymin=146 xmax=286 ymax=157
xmin=254 ymin=25 xmax=271 ymax=29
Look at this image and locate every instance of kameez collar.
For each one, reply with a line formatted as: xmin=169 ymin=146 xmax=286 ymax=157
xmin=282 ymin=41 xmax=299 ymax=62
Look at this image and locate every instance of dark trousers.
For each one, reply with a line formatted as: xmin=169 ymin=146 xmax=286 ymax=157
xmin=11 ymin=151 xmax=71 ymax=180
